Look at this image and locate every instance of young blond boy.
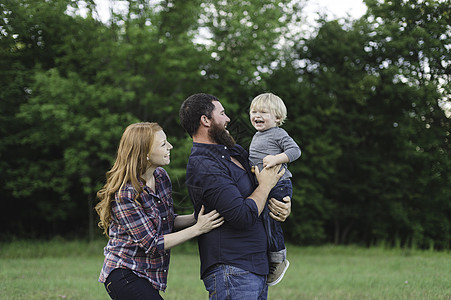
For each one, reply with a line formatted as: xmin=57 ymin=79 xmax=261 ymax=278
xmin=249 ymin=92 xmax=301 ymax=286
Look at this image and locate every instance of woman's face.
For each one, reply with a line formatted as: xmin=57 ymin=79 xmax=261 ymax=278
xmin=148 ymin=130 xmax=173 ymax=167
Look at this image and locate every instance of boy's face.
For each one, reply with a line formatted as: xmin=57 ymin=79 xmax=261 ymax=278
xmin=250 ymin=106 xmax=279 ymax=132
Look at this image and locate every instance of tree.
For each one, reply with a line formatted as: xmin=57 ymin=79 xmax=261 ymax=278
xmin=1 ymin=0 xmax=137 ymax=238
xmin=276 ymin=0 xmax=451 ymax=248
xmin=1 ymin=0 xmax=449 ymax=249
xmin=361 ymin=0 xmax=450 ymax=248
xmin=198 ymin=0 xmax=303 ymax=111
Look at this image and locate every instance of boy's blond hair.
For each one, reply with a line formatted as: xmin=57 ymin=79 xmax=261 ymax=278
xmin=250 ymin=93 xmax=287 ymax=126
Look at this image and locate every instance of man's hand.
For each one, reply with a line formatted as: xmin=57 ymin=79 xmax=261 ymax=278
xmin=254 ymin=164 xmax=285 ymax=191
xmin=268 ymin=196 xmax=291 ymax=222
xmin=252 ymin=166 xmax=285 ymax=215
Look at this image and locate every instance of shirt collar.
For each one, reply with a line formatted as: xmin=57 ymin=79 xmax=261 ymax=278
xmin=191 ymin=142 xmax=250 ymax=170
xmin=139 ymin=168 xmax=164 ymax=194
xmin=192 ymin=142 xmax=244 ymax=159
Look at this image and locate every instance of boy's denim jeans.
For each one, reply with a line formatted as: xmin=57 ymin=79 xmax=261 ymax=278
xmin=263 ymin=179 xmax=292 ymax=263
xmin=203 ymin=264 xmax=268 ymax=300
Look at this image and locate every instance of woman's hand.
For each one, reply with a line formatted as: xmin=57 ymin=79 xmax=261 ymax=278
xmin=268 ymin=196 xmax=291 ymax=222
xmin=164 ymin=206 xmax=224 ymax=250
xmin=194 ymin=205 xmax=224 ymax=234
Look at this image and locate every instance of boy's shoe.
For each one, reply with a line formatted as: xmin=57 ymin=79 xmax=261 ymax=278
xmin=267 ymin=259 xmax=290 ymax=286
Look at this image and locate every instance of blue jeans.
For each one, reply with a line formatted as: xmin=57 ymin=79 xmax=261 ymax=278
xmin=263 ymin=179 xmax=292 ymax=263
xmin=104 ymin=268 xmax=163 ymax=300
xmin=203 ymin=264 xmax=268 ymax=300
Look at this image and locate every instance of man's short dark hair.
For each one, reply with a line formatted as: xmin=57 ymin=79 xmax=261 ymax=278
xmin=179 ymin=93 xmax=219 ymax=137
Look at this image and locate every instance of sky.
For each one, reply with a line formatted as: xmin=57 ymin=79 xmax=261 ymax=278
xmin=304 ymin=0 xmax=367 ymax=21
xmin=90 ymin=0 xmax=367 ymax=24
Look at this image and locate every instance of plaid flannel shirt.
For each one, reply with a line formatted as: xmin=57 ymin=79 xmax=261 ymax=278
xmin=98 ymin=167 xmax=175 ymax=291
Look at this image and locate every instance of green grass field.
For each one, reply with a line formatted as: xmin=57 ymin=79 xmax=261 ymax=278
xmin=0 ymin=239 xmax=449 ymax=299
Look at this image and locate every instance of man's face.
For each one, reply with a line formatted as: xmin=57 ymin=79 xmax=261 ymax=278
xmin=208 ymin=101 xmax=236 ymax=148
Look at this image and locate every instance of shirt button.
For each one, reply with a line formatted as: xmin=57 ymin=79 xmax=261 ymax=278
xmin=163 ymin=217 xmax=166 ymax=220
xmin=158 ymin=201 xmax=161 ymax=203
xmin=164 ymin=269 xmax=167 ymax=272
xmin=224 ymin=146 xmax=227 ymax=149
xmin=221 ymin=155 xmax=225 ymax=158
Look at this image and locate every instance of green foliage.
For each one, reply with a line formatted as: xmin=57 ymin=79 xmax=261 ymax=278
xmin=198 ymin=0 xmax=303 ymax=111
xmin=0 ymin=0 xmax=449 ymax=249
xmin=277 ymin=0 xmax=450 ymax=248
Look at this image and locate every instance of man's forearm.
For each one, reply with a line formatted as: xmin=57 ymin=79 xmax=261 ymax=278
xmin=249 ymin=184 xmax=273 ymax=215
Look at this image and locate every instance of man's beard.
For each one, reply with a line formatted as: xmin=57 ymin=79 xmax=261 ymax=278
xmin=209 ymin=120 xmax=236 ymax=148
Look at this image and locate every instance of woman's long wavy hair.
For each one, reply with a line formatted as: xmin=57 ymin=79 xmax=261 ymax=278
xmin=95 ymin=122 xmax=162 ymax=236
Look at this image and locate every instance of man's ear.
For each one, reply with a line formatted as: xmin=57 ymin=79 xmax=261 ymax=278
xmin=200 ymin=115 xmax=211 ymax=127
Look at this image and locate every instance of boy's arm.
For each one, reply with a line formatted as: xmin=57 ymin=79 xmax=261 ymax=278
xmin=263 ymin=153 xmax=289 ymax=168
xmin=277 ymin=128 xmax=301 ymax=163
xmin=263 ymin=129 xmax=300 ymax=168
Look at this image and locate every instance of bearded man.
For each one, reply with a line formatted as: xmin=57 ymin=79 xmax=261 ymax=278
xmin=179 ymin=93 xmax=292 ymax=300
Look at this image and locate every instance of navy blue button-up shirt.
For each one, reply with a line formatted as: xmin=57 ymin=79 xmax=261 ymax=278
xmin=186 ymin=142 xmax=269 ymax=278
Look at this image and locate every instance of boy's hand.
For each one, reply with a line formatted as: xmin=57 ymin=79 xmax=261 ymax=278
xmin=263 ymin=155 xmax=278 ymax=168
xmin=263 ymin=153 xmax=290 ymax=168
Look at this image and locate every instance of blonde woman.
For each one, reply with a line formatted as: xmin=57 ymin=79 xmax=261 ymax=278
xmin=95 ymin=122 xmax=223 ymax=300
